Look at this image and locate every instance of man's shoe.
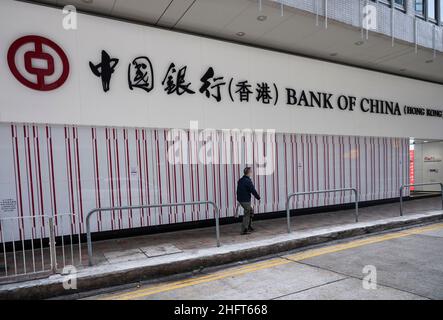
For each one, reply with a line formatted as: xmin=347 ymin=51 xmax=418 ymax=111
xmin=248 ymin=226 xmax=255 ymax=232
xmin=241 ymin=229 xmax=251 ymax=235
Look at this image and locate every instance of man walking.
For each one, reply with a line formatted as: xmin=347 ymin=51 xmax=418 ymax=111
xmin=237 ymin=167 xmax=261 ymax=235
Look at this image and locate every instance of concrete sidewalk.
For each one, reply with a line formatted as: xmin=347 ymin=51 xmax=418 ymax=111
xmin=0 ymin=197 xmax=442 ymax=299
xmin=88 ymin=196 xmax=442 ymax=265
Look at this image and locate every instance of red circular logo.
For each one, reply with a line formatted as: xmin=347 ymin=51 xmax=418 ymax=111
xmin=7 ymin=35 xmax=70 ymax=91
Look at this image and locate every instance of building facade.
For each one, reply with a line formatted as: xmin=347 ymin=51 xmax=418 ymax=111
xmin=0 ymin=0 xmax=442 ymax=241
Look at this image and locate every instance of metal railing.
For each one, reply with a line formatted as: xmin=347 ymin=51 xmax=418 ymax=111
xmin=0 ymin=215 xmax=52 ymax=280
xmin=0 ymin=213 xmax=82 ymax=281
xmin=50 ymin=213 xmax=83 ymax=271
xmin=86 ymin=201 xmax=221 ymax=266
xmin=399 ymin=182 xmax=443 ymax=216
xmin=285 ymin=188 xmax=360 ymax=233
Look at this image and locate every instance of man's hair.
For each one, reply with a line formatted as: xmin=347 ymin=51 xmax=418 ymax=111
xmin=243 ymin=167 xmax=252 ymax=176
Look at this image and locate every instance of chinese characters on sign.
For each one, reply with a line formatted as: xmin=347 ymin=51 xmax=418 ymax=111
xmin=5 ymin=35 xmax=442 ymax=121
xmin=162 ymin=63 xmax=195 ymax=96
xmin=87 ymin=50 xmax=282 ymax=106
xmin=85 ymin=51 xmax=443 ymax=119
xmin=89 ymin=50 xmax=119 ymax=92
xmin=128 ymin=56 xmax=154 ymax=93
xmin=199 ymin=67 xmax=225 ymax=102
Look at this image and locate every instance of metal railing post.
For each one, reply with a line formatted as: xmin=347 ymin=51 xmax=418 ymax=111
xmin=286 ymin=195 xmax=291 ymax=233
xmin=48 ymin=217 xmax=57 ymax=273
xmin=399 ymin=185 xmax=404 ymax=216
xmin=286 ymin=188 xmax=360 ymax=233
xmin=399 ymin=182 xmax=443 ymax=216
xmin=86 ymin=201 xmax=220 ymax=266
xmin=213 ymin=201 xmax=220 ymax=248
xmin=441 ymin=183 xmax=443 ymax=210
xmin=354 ymin=188 xmax=359 ymax=222
xmin=86 ymin=212 xmax=95 ymax=267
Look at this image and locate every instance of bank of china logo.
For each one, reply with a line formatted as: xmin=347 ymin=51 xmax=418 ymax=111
xmin=7 ymin=35 xmax=70 ymax=91
xmin=362 ymin=4 xmax=377 ymax=31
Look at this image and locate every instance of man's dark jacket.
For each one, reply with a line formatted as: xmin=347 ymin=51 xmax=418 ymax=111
xmin=236 ymin=175 xmax=260 ymax=203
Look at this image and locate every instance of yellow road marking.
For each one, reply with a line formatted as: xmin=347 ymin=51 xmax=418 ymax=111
xmin=284 ymin=223 xmax=443 ymax=261
xmin=103 ymin=258 xmax=289 ymax=300
xmin=100 ymin=222 xmax=443 ymax=300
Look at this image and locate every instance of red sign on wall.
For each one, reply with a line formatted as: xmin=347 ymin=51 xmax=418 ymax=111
xmin=7 ymin=35 xmax=69 ymax=91
xmin=409 ymin=149 xmax=415 ymax=191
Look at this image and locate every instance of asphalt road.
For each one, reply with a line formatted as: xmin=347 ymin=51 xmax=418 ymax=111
xmin=85 ymin=222 xmax=443 ymax=300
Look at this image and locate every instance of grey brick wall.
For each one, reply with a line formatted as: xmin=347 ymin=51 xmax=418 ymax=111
xmin=277 ymin=0 xmax=443 ymax=53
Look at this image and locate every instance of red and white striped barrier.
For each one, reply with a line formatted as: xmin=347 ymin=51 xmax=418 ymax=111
xmin=0 ymin=123 xmax=409 ymax=242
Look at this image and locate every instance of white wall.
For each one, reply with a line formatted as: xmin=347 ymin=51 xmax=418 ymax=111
xmin=0 ymin=0 xmax=442 ymax=139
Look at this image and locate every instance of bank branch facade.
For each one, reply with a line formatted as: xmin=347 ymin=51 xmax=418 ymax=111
xmin=0 ymin=1 xmax=442 ymax=242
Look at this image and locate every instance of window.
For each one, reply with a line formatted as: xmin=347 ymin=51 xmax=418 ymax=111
xmin=427 ymin=0 xmax=437 ymax=20
xmin=394 ymin=0 xmax=405 ymax=7
xmin=416 ymin=1 xmax=440 ymax=22
xmin=377 ymin=0 xmax=391 ymax=6
xmin=373 ymin=0 xmax=405 ymax=9
xmin=373 ymin=1 xmax=441 ymax=23
xmin=416 ymin=0 xmax=425 ymax=16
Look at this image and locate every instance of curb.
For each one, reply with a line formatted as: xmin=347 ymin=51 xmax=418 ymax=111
xmin=1 ymin=211 xmax=442 ymax=299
